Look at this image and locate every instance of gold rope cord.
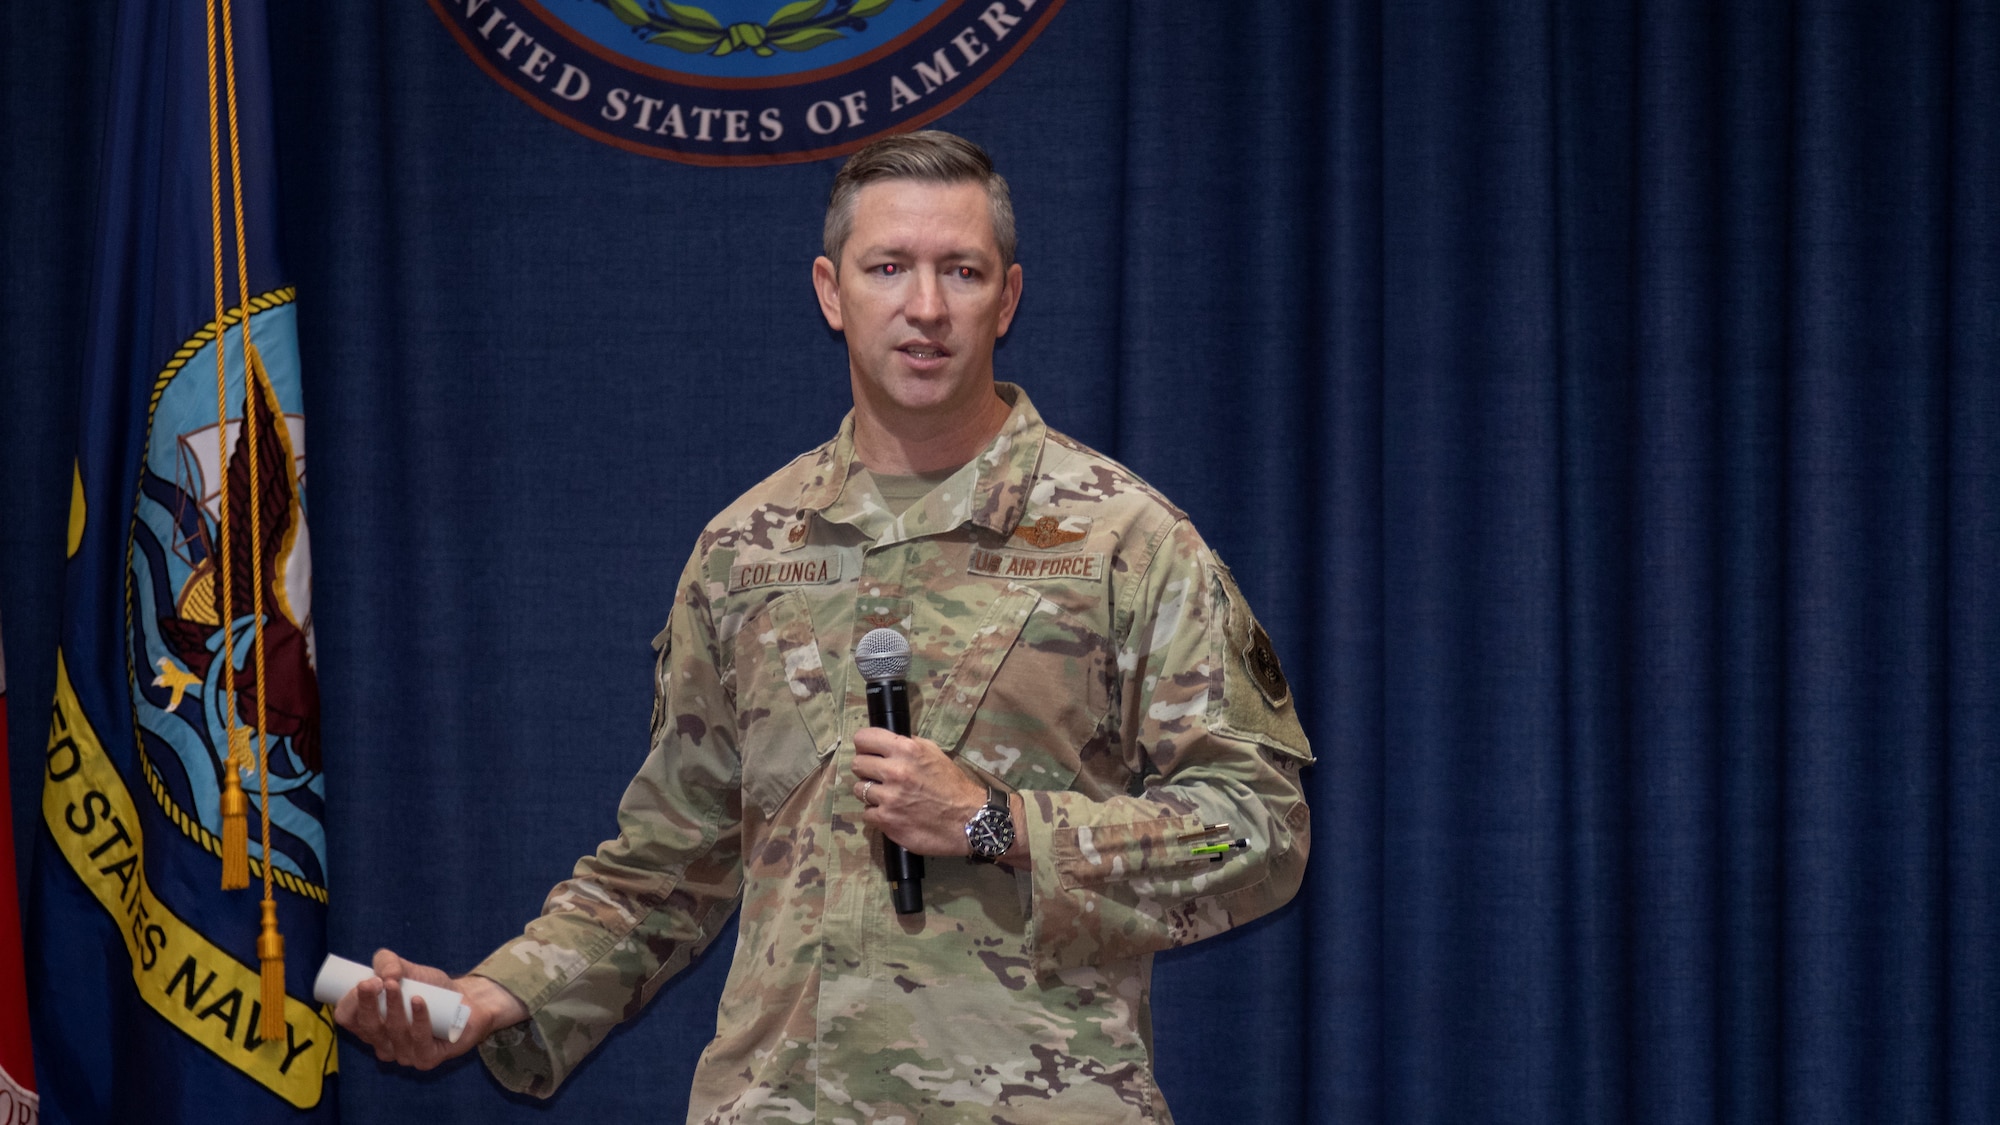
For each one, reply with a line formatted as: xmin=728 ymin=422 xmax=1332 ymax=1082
xmin=205 ymin=0 xmax=249 ymax=893
xmin=208 ymin=0 xmax=287 ymax=1040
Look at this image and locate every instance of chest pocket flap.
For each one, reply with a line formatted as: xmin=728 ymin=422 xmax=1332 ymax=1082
xmin=735 ymin=591 xmax=841 ymax=819
xmin=922 ymin=584 xmax=1107 ymax=794
xmin=915 ymin=584 xmax=1040 ymax=759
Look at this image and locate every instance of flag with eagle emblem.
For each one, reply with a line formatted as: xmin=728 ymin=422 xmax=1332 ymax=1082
xmin=28 ymin=0 xmax=337 ymax=1119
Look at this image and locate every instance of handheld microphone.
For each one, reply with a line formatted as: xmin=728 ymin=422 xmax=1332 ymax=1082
xmin=856 ymin=628 xmax=924 ymax=915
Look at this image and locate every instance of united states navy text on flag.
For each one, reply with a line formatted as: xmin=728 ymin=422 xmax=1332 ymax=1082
xmin=28 ymin=0 xmax=336 ymax=1119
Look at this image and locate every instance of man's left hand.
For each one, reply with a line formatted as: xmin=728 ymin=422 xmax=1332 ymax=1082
xmin=849 ymin=728 xmax=986 ymax=856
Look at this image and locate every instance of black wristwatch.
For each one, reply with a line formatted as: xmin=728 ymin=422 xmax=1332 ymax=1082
xmin=965 ymin=786 xmax=1015 ymax=863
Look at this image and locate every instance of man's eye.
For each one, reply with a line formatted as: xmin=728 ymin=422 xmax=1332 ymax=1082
xmin=954 ymin=267 xmax=976 ymax=280
xmin=876 ymin=264 xmax=901 ymax=276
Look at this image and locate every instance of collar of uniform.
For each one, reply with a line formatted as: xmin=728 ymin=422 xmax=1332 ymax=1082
xmin=796 ymin=383 xmax=1045 ymax=546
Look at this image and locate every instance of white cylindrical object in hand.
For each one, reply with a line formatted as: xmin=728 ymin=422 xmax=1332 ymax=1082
xmin=314 ymin=954 xmax=473 ymax=1043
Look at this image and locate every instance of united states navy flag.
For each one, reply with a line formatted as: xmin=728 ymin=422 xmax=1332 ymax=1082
xmin=29 ymin=0 xmax=336 ymax=1119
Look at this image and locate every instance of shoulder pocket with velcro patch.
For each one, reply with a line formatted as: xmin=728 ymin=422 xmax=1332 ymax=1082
xmin=1209 ymin=562 xmax=1314 ymax=766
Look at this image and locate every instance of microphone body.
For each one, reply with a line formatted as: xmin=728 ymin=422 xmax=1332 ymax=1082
xmin=856 ymin=628 xmax=923 ymax=915
xmin=865 ymin=679 xmax=925 ymax=914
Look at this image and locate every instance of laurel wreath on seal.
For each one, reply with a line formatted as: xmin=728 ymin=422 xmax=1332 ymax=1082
xmin=597 ymin=0 xmax=899 ymax=58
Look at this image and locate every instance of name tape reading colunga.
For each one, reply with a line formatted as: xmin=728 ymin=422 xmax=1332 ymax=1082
xmin=43 ymin=655 xmax=336 ymax=1107
xmin=428 ymin=0 xmax=1066 ymax=164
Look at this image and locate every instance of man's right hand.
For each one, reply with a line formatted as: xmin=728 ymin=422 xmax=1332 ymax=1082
xmin=332 ymin=948 xmax=530 ymax=1070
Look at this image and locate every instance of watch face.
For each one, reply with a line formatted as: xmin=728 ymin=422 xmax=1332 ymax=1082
xmin=968 ymin=807 xmax=1015 ymax=859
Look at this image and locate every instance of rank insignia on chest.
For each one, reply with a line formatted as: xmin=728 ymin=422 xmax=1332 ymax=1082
xmin=1010 ymin=514 xmax=1090 ymax=550
xmin=787 ymin=522 xmax=808 ymax=547
xmin=854 ymin=594 xmax=913 ymax=633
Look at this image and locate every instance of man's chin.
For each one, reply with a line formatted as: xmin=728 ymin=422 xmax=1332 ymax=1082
xmin=869 ymin=371 xmax=979 ymax=414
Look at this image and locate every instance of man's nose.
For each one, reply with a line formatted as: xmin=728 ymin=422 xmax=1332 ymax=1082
xmin=905 ymin=271 xmax=946 ymax=325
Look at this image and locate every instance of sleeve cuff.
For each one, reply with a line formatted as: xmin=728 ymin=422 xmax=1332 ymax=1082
xmin=466 ymin=935 xmax=604 ymax=1097
xmin=1019 ymin=791 xmax=1213 ymax=975
xmin=467 ymin=969 xmax=560 ymax=1097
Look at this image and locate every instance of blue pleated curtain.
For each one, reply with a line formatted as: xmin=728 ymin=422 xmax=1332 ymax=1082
xmin=2 ymin=2 xmax=1994 ymax=1123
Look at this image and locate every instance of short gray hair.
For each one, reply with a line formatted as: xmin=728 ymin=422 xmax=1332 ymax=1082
xmin=822 ymin=130 xmax=1017 ymax=268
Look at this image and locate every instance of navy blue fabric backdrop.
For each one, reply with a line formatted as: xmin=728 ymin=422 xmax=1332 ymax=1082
xmin=5 ymin=2 xmax=1997 ymax=1123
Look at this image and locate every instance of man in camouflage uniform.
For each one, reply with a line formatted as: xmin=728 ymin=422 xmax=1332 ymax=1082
xmin=336 ymin=131 xmax=1312 ymax=1124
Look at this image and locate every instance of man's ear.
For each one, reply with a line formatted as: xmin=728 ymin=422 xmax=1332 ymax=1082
xmin=812 ymin=255 xmax=844 ymax=332
xmin=996 ymin=261 xmax=1023 ymax=337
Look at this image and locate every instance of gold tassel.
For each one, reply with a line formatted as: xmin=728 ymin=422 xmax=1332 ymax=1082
xmin=220 ymin=769 xmax=249 ymax=889
xmin=257 ymin=898 xmax=286 ymax=1041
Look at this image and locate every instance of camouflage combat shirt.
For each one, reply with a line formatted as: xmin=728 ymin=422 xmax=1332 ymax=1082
xmin=471 ymin=384 xmax=1313 ymax=1124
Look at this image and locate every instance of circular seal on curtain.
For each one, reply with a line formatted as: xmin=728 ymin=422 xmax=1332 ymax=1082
xmin=427 ymin=0 xmax=1067 ymax=165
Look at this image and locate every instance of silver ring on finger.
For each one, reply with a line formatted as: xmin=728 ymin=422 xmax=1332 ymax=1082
xmin=860 ymin=780 xmax=876 ymax=805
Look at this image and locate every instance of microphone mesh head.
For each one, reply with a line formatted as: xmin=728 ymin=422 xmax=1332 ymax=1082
xmin=855 ymin=628 xmax=911 ymax=680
